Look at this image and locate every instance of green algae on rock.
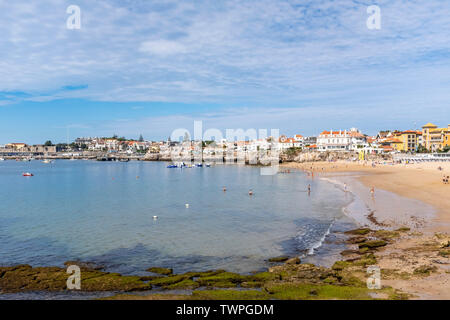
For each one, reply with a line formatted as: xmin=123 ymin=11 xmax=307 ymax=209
xmin=344 ymin=228 xmax=372 ymax=235
xmin=358 ymin=240 xmax=387 ymax=249
xmin=146 ymin=267 xmax=173 ymax=275
xmin=268 ymin=256 xmax=289 ymax=263
xmin=0 ymin=264 xmax=149 ymax=293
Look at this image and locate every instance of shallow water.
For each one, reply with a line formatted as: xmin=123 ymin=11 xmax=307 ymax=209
xmin=321 ymin=172 xmax=436 ymax=231
xmin=0 ymin=160 xmax=350 ymax=276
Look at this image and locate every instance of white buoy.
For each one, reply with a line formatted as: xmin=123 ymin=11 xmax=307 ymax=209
xmin=185 ymin=203 xmax=189 ymax=208
xmin=153 ymin=216 xmax=158 ymax=220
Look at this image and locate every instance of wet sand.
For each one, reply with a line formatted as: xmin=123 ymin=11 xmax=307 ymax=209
xmin=282 ymin=160 xmax=450 ymax=299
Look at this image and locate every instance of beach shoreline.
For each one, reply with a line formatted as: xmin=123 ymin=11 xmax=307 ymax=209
xmin=281 ymin=160 xmax=450 ymax=299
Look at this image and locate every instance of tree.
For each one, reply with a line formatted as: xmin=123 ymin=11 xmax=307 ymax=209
xmin=416 ymin=145 xmax=429 ymax=153
xmin=44 ymin=140 xmax=53 ymax=146
xmin=69 ymin=142 xmax=78 ymax=150
xmin=139 ymin=134 xmax=144 ymax=142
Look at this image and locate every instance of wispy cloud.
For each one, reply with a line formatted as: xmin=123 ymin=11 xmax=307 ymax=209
xmin=0 ymin=0 xmax=449 ymax=139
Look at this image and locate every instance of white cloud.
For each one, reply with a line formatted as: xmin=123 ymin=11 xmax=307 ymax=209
xmin=139 ymin=40 xmax=187 ymax=55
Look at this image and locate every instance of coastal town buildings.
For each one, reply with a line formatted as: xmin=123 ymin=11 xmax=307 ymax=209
xmin=421 ymin=123 xmax=450 ymax=152
xmin=391 ymin=130 xmax=422 ymax=152
xmin=4 ymin=122 xmax=449 ymax=160
xmin=317 ymin=128 xmax=367 ymax=152
xmin=302 ymin=136 xmax=317 ymax=147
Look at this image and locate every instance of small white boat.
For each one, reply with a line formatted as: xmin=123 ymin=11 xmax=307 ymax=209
xmin=0 ymin=158 xmax=5 ymax=161
xmin=42 ymin=159 xmax=53 ymax=164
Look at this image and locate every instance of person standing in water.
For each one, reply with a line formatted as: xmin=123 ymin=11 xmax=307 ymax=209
xmin=307 ymin=184 xmax=311 ymax=196
xmin=370 ymin=186 xmax=375 ymax=197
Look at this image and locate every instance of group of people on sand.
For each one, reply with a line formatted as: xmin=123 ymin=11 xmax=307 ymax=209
xmin=443 ymin=176 xmax=449 ymax=184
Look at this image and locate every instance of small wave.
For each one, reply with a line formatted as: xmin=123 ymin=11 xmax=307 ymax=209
xmin=306 ymin=220 xmax=334 ymax=255
xmin=296 ymin=219 xmax=335 ymax=257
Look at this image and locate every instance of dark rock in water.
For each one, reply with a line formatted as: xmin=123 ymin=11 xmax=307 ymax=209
xmin=285 ymin=257 xmax=301 ymax=265
xmin=358 ymin=240 xmax=387 ymax=249
xmin=344 ymin=228 xmax=372 ymax=235
xmin=268 ymin=256 xmax=289 ymax=263
xmin=346 ymin=236 xmax=367 ymax=244
xmin=340 ymin=250 xmax=360 ymax=256
xmin=0 ymin=264 xmax=149 ymax=293
xmin=64 ymin=261 xmax=104 ymax=271
xmin=146 ymin=267 xmax=173 ymax=275
xmin=139 ymin=275 xmax=165 ymax=281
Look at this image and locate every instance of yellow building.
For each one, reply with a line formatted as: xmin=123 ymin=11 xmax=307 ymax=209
xmin=422 ymin=123 xmax=450 ymax=152
xmin=392 ymin=130 xmax=421 ymax=152
xmin=388 ymin=137 xmax=403 ymax=152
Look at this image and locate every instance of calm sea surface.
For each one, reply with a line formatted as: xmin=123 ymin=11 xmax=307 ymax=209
xmin=0 ymin=160 xmax=353 ymax=276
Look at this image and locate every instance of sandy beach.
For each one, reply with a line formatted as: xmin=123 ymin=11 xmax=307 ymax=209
xmin=282 ymin=160 xmax=450 ymax=299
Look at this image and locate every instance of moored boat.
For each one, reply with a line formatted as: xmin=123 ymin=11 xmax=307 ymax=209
xmin=22 ymin=172 xmax=34 ymax=177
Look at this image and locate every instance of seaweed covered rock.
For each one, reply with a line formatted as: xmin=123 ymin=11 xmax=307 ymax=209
xmin=285 ymin=257 xmax=301 ymax=265
xmin=268 ymin=256 xmax=289 ymax=263
xmin=0 ymin=264 xmax=149 ymax=293
xmin=195 ymin=272 xmax=246 ymax=288
xmin=358 ymin=240 xmax=387 ymax=249
xmin=344 ymin=228 xmax=372 ymax=236
xmin=146 ymin=267 xmax=173 ymax=275
xmin=346 ymin=236 xmax=368 ymax=244
xmin=413 ymin=265 xmax=438 ymax=276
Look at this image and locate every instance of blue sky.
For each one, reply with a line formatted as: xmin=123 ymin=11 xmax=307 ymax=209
xmin=1 ymin=0 xmax=450 ymax=144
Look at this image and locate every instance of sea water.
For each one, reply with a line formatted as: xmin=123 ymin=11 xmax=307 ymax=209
xmin=0 ymin=160 xmax=351 ymax=276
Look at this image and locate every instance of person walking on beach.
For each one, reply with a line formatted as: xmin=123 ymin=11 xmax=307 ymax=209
xmin=344 ymin=183 xmax=347 ymax=192
xmin=370 ymin=186 xmax=375 ymax=197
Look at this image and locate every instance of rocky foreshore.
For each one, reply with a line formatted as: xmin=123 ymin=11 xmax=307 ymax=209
xmin=3 ymin=227 xmax=446 ymax=300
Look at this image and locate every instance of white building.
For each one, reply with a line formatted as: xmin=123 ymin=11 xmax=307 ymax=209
xmin=317 ymin=128 xmax=366 ymax=152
